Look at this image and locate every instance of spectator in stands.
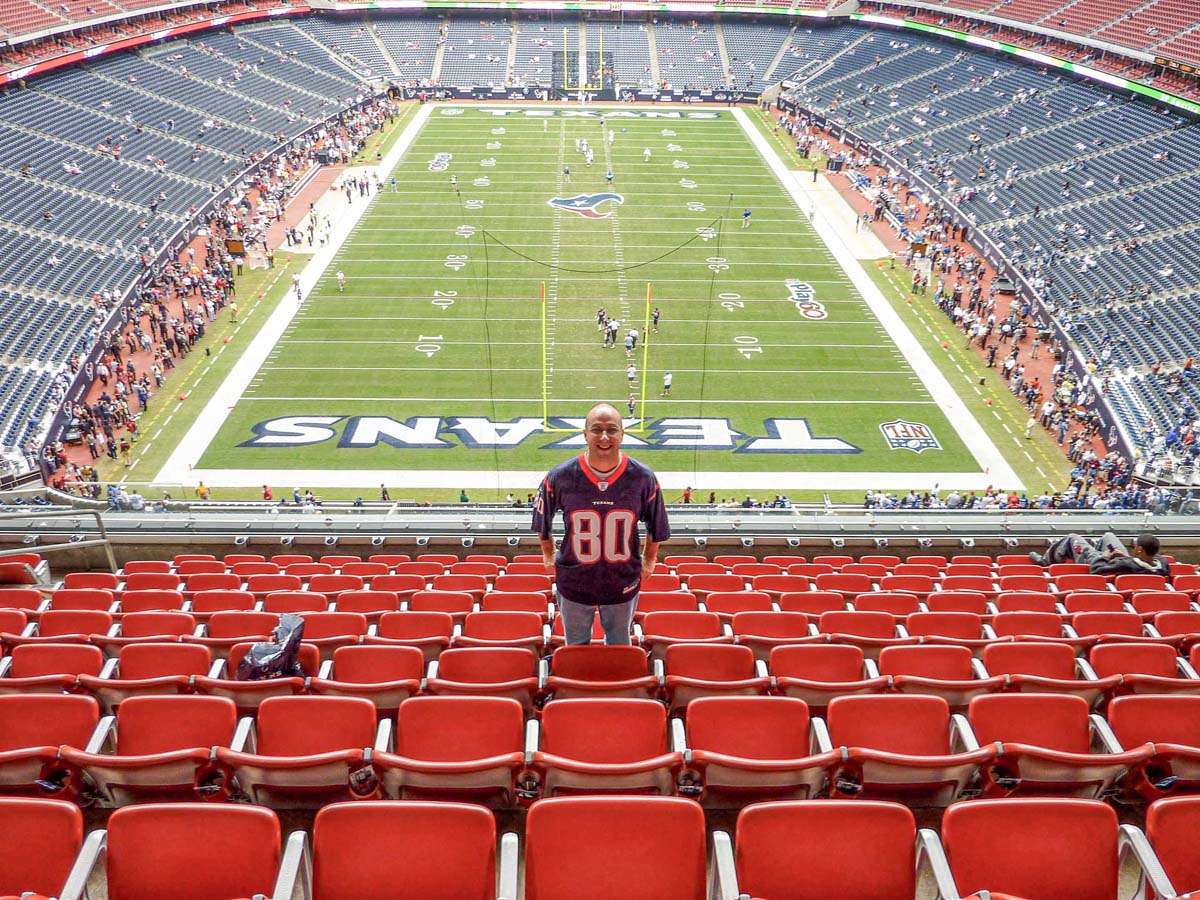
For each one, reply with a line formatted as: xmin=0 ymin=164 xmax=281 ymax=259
xmin=533 ymin=402 xmax=670 ymax=646
xmin=1030 ymin=531 xmax=1169 ymax=576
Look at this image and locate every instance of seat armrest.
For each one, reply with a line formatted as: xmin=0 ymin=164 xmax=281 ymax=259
xmin=754 ymin=659 xmax=768 ymax=679
xmin=1118 ymin=823 xmax=1177 ymax=900
xmin=970 ymin=658 xmax=991 ymax=680
xmin=207 ymin=659 xmax=226 ymax=679
xmin=525 ymin=718 xmax=540 ymax=761
xmin=59 ymin=828 xmax=107 ymax=900
xmin=232 ymin=715 xmax=256 ymax=753
xmin=1090 ymin=713 xmax=1125 ymax=754
xmin=1076 ymin=658 xmax=1099 ymax=680
xmin=653 ymin=658 xmax=665 ymax=681
xmin=498 ymin=832 xmax=519 ymax=900
xmin=670 ymin=717 xmax=687 ymax=753
xmin=374 ymin=718 xmax=393 ymax=753
xmin=1063 ymin=624 xmax=1080 ymax=638
xmin=106 ymin=623 xmax=121 ymax=637
xmin=896 ymin=624 xmax=910 ymax=638
xmin=1179 ymin=658 xmax=1199 ymax=679
xmin=982 ymin=622 xmax=997 ymax=639
xmin=273 ymin=830 xmax=311 ymax=900
xmin=950 ymin=714 xmax=981 ymax=752
xmin=810 ymin=717 xmax=832 ymax=753
xmin=427 ymin=660 xmax=440 ymax=679
xmin=86 ymin=715 xmax=117 ymax=754
xmin=0 ymin=657 xmax=9 ymax=678
xmin=318 ymin=659 xmax=333 ymax=679
xmin=710 ymin=830 xmax=741 ymax=900
xmin=537 ymin=657 xmax=548 ymax=689
xmin=916 ymin=827 xmax=961 ymax=900
xmin=99 ymin=657 xmax=120 ymax=680
xmin=864 ymin=658 xmax=880 ymax=678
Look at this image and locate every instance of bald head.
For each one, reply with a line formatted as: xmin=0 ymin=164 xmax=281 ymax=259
xmin=583 ymin=403 xmax=625 ymax=470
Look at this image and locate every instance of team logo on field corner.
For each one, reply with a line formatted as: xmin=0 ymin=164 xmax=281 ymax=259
xmin=879 ymin=420 xmax=942 ymax=453
xmin=548 ymin=193 xmax=624 ymax=219
xmin=428 ymin=152 xmax=452 ymax=172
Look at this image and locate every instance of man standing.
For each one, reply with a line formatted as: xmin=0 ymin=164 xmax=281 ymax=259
xmin=533 ymin=403 xmax=670 ymax=644
xmin=627 ymin=363 xmax=636 ymax=387
xmin=1029 ymin=531 xmax=1169 ymax=577
xmin=742 ymin=207 xmax=752 ymax=229
xmin=643 ymin=147 xmax=652 ymax=162
xmin=661 ymin=371 xmax=672 ymax=396
xmin=336 ymin=270 xmax=345 ymax=293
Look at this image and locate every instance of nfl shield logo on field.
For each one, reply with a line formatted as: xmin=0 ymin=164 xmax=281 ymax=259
xmin=880 ymin=420 xmax=941 ymax=453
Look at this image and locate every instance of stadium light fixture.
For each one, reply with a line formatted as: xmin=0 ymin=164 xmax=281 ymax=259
xmin=960 ymin=538 xmax=976 ymax=549
xmin=506 ymin=536 xmax=521 ymax=547
xmin=830 ymin=538 xmax=845 ymax=549
xmin=233 ymin=536 xmax=249 ymax=547
xmin=917 ymin=538 xmax=934 ymax=549
xmin=461 ymin=537 xmax=475 ymax=548
xmin=694 ymin=537 xmax=708 ymax=549
xmin=1003 ymin=537 xmax=1019 ymax=548
xmin=786 ymin=537 xmax=801 ymax=548
xmin=741 ymin=537 xmax=754 ymax=548
xmin=324 ymin=536 xmax=339 ymax=547
xmin=371 ymin=536 xmax=386 ymax=547
xmin=415 ymin=536 xmax=430 ymax=547
xmin=279 ymin=536 xmax=294 ymax=546
xmin=22 ymin=535 xmax=37 ymax=545
xmin=874 ymin=538 xmax=889 ymax=549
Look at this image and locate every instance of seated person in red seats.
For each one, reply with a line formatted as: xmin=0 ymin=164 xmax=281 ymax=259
xmin=1030 ymin=531 xmax=1169 ymax=577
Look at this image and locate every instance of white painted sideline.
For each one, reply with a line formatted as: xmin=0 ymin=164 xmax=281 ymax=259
xmin=729 ymin=107 xmax=1022 ymax=491
xmin=153 ymin=103 xmax=436 ymax=486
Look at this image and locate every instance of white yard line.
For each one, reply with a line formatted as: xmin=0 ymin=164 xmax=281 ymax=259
xmin=729 ymin=108 xmax=1023 ymax=491
xmin=153 ymin=103 xmax=436 ymax=486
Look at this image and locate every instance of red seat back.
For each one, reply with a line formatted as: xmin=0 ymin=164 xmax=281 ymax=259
xmin=253 ymin=696 xmax=376 ymax=756
xmin=878 ymin=645 xmax=973 ymax=679
xmin=687 ymin=696 xmax=811 ymax=759
xmin=436 ymin=648 xmax=537 ymax=683
xmin=0 ymin=694 xmax=97 ymax=752
xmin=770 ymin=644 xmax=865 ymax=682
xmin=395 ymin=696 xmax=524 ymax=761
xmin=550 ymin=645 xmax=650 ymax=681
xmin=968 ymin=694 xmax=1091 ymax=753
xmin=827 ymin=695 xmax=951 ymax=754
xmin=1108 ymin=695 xmax=1200 ymax=747
xmin=115 ymin=695 xmax=237 ymax=755
xmin=665 ymin=643 xmax=756 ymax=681
xmin=330 ymin=646 xmax=424 ymax=683
xmin=1146 ymin=797 xmax=1200 ymax=899
xmin=0 ymin=798 xmax=82 ymax=899
xmin=540 ymin=698 xmax=667 ymax=762
xmin=983 ymin=642 xmax=1077 ymax=679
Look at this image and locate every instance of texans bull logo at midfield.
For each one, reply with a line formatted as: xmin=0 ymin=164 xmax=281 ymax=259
xmin=548 ymin=193 xmax=624 ymax=219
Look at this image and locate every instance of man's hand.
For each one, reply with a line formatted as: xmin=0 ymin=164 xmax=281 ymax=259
xmin=543 ymin=552 xmax=556 ymax=576
xmin=640 ymin=555 xmax=658 ymax=582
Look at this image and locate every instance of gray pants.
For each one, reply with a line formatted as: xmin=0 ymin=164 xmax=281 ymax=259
xmin=1047 ymin=531 xmax=1127 ymax=566
xmin=559 ymin=594 xmax=638 ymax=646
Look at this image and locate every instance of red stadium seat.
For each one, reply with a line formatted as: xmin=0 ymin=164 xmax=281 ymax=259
xmin=817 ymin=610 xmax=915 ymax=659
xmin=425 ymin=647 xmax=540 ymax=713
xmin=42 ymin=589 xmax=114 ymax=613
xmin=308 ymin=645 xmax=424 ymax=710
xmin=479 ymin=591 xmax=554 ymax=621
xmin=430 ymin=574 xmax=489 ymax=602
xmin=1108 ymin=695 xmax=1200 ymax=799
xmin=188 ymin=588 xmax=255 ymax=618
xmin=121 ymin=573 xmax=181 ymax=593
xmin=0 ymin=643 xmax=104 ymax=694
xmin=182 ymin=574 xmax=242 ymax=599
xmin=769 ymin=644 xmax=889 ymax=711
xmin=1062 ymin=591 xmax=1126 ymax=614
xmin=879 ymin=644 xmax=1005 ymax=708
xmin=261 ymin=592 xmax=327 ymax=615
xmin=984 ymin=640 xmax=1117 ymax=707
xmin=407 ymin=589 xmax=475 ymax=624
xmin=730 ymin=610 xmax=818 ymax=662
xmin=1136 ymin=797 xmax=1200 ymax=899
xmin=175 ymin=561 xmax=227 ymax=577
xmin=117 ymin=589 xmax=185 ymax=614
xmin=4 ymin=609 xmax=112 ymax=651
xmin=80 ymin=640 xmax=209 ymax=712
xmin=366 ymin=611 xmax=454 ymax=662
xmin=938 ymin=575 xmax=998 ymax=599
xmin=750 ymin=574 xmax=810 ymax=602
xmin=661 ymin=643 xmax=769 ymax=716
xmin=192 ymin=640 xmax=318 ymax=714
xmin=88 ymin=611 xmax=193 ymax=657
xmin=853 ymin=592 xmax=921 ymax=616
xmin=639 ymin=611 xmax=732 ymax=661
xmin=878 ymin=575 xmax=935 ymax=602
xmin=0 ymin=694 xmax=97 ymax=797
xmin=702 ymin=590 xmax=773 ymax=623
xmin=492 ymin=574 xmax=552 ymax=598
xmin=122 ymin=561 xmax=171 ymax=576
xmin=455 ymin=611 xmax=547 ymax=654
xmin=640 ymin=572 xmax=682 ymax=592
xmin=1089 ymin=642 xmax=1200 ymax=696
xmin=62 ymin=573 xmax=119 ymax=591
xmin=0 ymin=588 xmax=43 ymax=612
xmin=0 ymin=798 xmax=83 ymax=900
xmin=183 ymin=610 xmax=278 ymax=661
xmin=246 ymin=574 xmax=302 ymax=600
xmin=541 ymin=645 xmax=657 ymax=702
xmin=307 ymin=574 xmax=365 ymax=601
xmin=335 ymin=590 xmax=400 ymax=625
xmin=685 ymin=573 xmax=746 ymax=601
xmin=295 ymin=611 xmax=368 ymax=661
xmin=777 ymin=590 xmax=846 ymax=617
xmin=994 ymin=591 xmax=1058 ymax=613
xmin=814 ymin=573 xmax=874 ymax=601
xmin=1130 ymin=590 xmax=1194 ymax=619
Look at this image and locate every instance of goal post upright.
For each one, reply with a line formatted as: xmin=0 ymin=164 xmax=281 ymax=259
xmin=634 ymin=283 xmax=652 ymax=434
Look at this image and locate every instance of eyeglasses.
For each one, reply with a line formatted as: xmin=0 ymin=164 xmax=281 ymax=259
xmin=587 ymin=426 xmax=623 ymax=438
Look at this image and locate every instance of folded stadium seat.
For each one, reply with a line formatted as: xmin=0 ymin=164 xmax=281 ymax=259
xmin=502 ymin=561 xmax=552 ymax=577
xmin=675 ymin=563 xmax=727 ymax=579
xmin=284 ymin=563 xmax=335 ymax=580
xmin=638 ymin=611 xmax=732 ymax=662
xmin=307 ymin=575 xmax=365 ymax=602
xmin=455 ymin=611 xmax=548 ymax=654
xmin=394 ymin=562 xmax=446 ymax=579
xmin=0 ymin=588 xmax=43 ymax=612
xmin=120 ymin=573 xmax=182 ymax=594
xmin=42 ymin=588 xmax=115 ymax=613
xmin=661 ymin=644 xmax=770 ymax=717
xmin=173 ymin=555 xmax=217 ymax=566
xmin=0 ymin=555 xmax=44 ymax=588
xmin=1149 ymin=611 xmax=1200 ymax=649
xmin=273 ymin=801 xmax=512 ymax=900
xmin=663 ymin=556 xmax=707 ymax=571
xmin=89 ymin=611 xmax=194 ymax=657
xmin=892 ymin=564 xmax=941 ymax=578
xmin=950 ymin=556 xmax=993 ymax=568
xmin=879 ymin=645 xmax=1005 ymax=709
xmin=714 ymin=556 xmax=756 ymax=569
xmin=79 ymin=641 xmax=210 ymax=712
xmin=969 ymin=693 xmax=1152 ymax=799
xmin=192 ymin=641 xmax=318 ymax=714
xmin=995 ymin=555 xmax=1033 ymax=568
xmin=529 ymin=698 xmax=682 ymax=797
xmin=640 ymin=572 xmax=682 ymax=592
xmin=878 ymin=575 xmax=935 ymax=602
xmin=1056 ymin=574 xmax=1114 ymax=595
xmin=702 ymin=590 xmax=774 ymax=623
xmin=993 ymin=591 xmax=1058 ymax=613
xmin=991 ymin=611 xmax=1091 ymax=652
xmin=927 ymin=798 xmax=1128 ymax=900
xmin=1171 ymin=563 xmax=1198 ymax=577
xmin=308 ymin=645 xmax=424 ymax=710
xmin=996 ymin=565 xmax=1048 ymax=579
xmin=332 ymin=589 xmax=399 ymax=626
xmin=1130 ymin=590 xmax=1195 ymax=619
xmin=59 ymin=694 xmax=238 ymax=806
xmin=448 ymin=561 xmax=501 ymax=579
xmin=261 ymin=592 xmax=329 ymax=615
xmin=319 ymin=556 xmax=361 ymax=570
xmin=814 ymin=573 xmax=875 ymax=602
xmin=1045 ymin=563 xmax=1089 ymax=577
xmin=998 ymin=574 xmax=1058 ymax=596
xmin=679 ymin=696 xmax=837 ymax=806
xmin=492 ymin=573 xmax=553 ymax=599
xmin=860 ymin=555 xmax=902 ymax=569
xmin=1062 ymin=591 xmax=1127 ymax=614
xmin=479 ymin=591 xmax=554 ymax=622
xmin=943 ymin=565 xmax=994 ymax=580
xmin=921 ymin=592 xmax=988 ymax=619
xmin=906 ymin=555 xmax=948 ymax=570
xmin=1173 ymin=574 xmax=1200 ymax=600
xmin=181 ymin=573 xmax=242 ymax=599
xmin=770 ymin=644 xmax=889 ymax=712
xmin=61 ymin=573 xmax=118 ymax=591
xmin=813 ymin=555 xmax=854 ymax=569
xmin=937 ymin=575 xmax=999 ymax=600
xmin=245 ymin=574 xmax=303 ymax=600
xmin=0 ymin=694 xmax=97 ymax=797
xmin=905 ymin=611 xmax=1000 ymax=656
xmin=116 ymin=589 xmax=185 ymax=615
xmin=424 ymin=647 xmax=540 ymax=713
xmin=983 ymin=642 xmax=1118 ymax=707
xmin=730 ymin=611 xmax=819 ymax=662
xmin=512 ymin=555 xmax=550 ymax=564
xmin=188 ymin=588 xmax=256 ymax=621
xmin=373 ymin=696 xmax=526 ymax=806
xmin=272 ymin=555 xmax=314 ymax=567
xmin=121 ymin=561 xmax=171 ymax=576
xmin=1090 ymin=642 xmax=1200 ymax=697
xmin=415 ymin=554 xmax=459 ymax=568
xmin=217 ymin=695 xmax=379 ymax=807
xmin=841 ymin=564 xmax=889 ymax=582
xmin=732 ymin=563 xmax=782 ymax=578
xmin=777 ymin=590 xmax=846 ymax=617
xmin=366 ymin=611 xmax=454 ymax=662
xmin=788 ymin=563 xmax=835 ymax=578
xmin=685 ymin=573 xmax=747 ymax=602
xmin=853 ymin=592 xmax=922 ymax=616
xmin=183 ymin=610 xmax=278 ymax=661
xmin=2 ymin=611 xmax=112 ymax=651
xmin=368 ymin=574 xmax=427 ymax=603
xmin=175 ymin=561 xmax=227 ymax=577
xmin=1114 ymin=574 xmax=1171 ymax=600
xmin=714 ymin=801 xmax=925 ymax=900
xmin=0 ymin=609 xmax=27 ymax=642
xmin=430 ymin=574 xmax=489 ymax=603
xmin=75 ymin=802 xmax=286 ymax=900
xmin=1109 ymin=695 xmax=1200 ymax=798
xmin=749 ymin=574 xmax=810 ymax=602
xmin=524 ymin=795 xmax=705 ymax=900
xmin=1128 ymin=797 xmax=1200 ymax=899
xmin=295 ymin=612 xmax=368 ymax=662
xmin=368 ymin=554 xmax=412 ymax=568
xmin=0 ymin=798 xmax=84 ymax=900
xmin=230 ymin=561 xmax=280 ymax=577
xmin=541 ymin=645 xmax=657 ymax=703
xmin=824 ymin=694 xmax=995 ymax=805
xmin=407 ymin=590 xmax=475 ymax=625
xmin=1070 ymin=611 xmax=1165 ymax=647
xmin=339 ymin=561 xmax=390 ymax=579
xmin=817 ymin=610 xmax=916 ymax=660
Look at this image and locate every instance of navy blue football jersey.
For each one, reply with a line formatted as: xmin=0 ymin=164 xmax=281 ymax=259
xmin=532 ymin=452 xmax=670 ymax=605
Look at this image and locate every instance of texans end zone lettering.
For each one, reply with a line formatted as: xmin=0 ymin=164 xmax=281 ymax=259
xmin=241 ymin=416 xmax=862 ymax=454
xmin=443 ymin=108 xmax=723 ymax=119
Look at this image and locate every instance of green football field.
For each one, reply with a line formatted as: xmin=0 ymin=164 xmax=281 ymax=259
xmin=164 ymin=105 xmax=1020 ymax=493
